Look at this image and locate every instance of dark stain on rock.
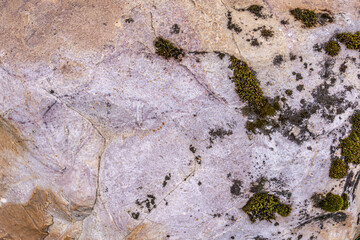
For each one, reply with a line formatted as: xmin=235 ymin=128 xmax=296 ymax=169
xmin=125 ymin=18 xmax=134 ymax=23
xmin=227 ymin=11 xmax=242 ymax=34
xmin=230 ymin=180 xmax=242 ymax=196
xmin=297 ymin=212 xmax=347 ymax=228
xmin=162 ymin=173 xmax=171 ymax=187
xmin=339 ymin=62 xmax=347 ymax=73
xmin=189 ymin=145 xmax=196 ymax=153
xmin=135 ymin=195 xmax=157 ymax=213
xmin=296 ymin=84 xmax=304 ymax=91
xmin=250 ymin=177 xmax=267 ymax=194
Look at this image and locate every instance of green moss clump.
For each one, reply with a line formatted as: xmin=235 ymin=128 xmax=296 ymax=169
xmin=320 ymin=193 xmax=343 ymax=212
xmin=261 ymin=29 xmax=274 ymax=39
xmin=329 ymin=159 xmax=348 ymax=179
xmin=336 ymin=32 xmax=360 ymax=50
xmin=276 ymin=203 xmax=292 ymax=217
xmin=324 ymin=40 xmax=341 ymax=56
xmin=290 ymin=8 xmax=317 ymax=28
xmin=341 ymin=131 xmax=360 ymax=164
xmin=340 ymin=113 xmax=360 ymax=164
xmin=242 ymin=193 xmax=292 ymax=222
xmin=230 ymin=56 xmax=264 ymax=106
xmin=154 ymin=37 xmax=184 ymax=60
xmin=341 ymin=193 xmax=349 ymax=210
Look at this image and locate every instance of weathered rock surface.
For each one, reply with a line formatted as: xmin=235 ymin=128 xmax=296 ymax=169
xmin=1 ymin=0 xmax=360 ymax=239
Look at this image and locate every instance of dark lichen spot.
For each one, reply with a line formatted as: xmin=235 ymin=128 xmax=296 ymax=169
xmin=325 ymin=40 xmax=341 ymax=57
xmin=251 ymin=38 xmax=260 ymax=46
xmin=242 ymin=193 xmax=292 ymax=222
xmin=154 ymin=37 xmax=184 ymax=61
xmin=313 ymin=43 xmax=322 ymax=52
xmin=318 ymin=12 xmax=334 ymax=25
xmin=214 ymin=51 xmax=226 ymax=59
xmin=247 ymin=5 xmax=264 ymax=18
xmin=198 ymin=181 xmax=202 ymax=186
xmin=49 ymin=89 xmax=55 ymax=94
xmin=290 ymin=53 xmax=297 ymax=61
xmin=227 ymin=11 xmax=242 ymax=33
xmin=230 ymin=180 xmax=242 ymax=196
xmin=170 ymin=24 xmax=180 ymax=34
xmin=162 ymin=173 xmax=171 ymax=187
xmin=131 ymin=212 xmax=140 ymax=219
xmin=296 ymin=85 xmax=304 ymax=92
xmin=273 ymin=55 xmax=284 ymax=66
xmin=125 ymin=18 xmax=134 ymax=23
xmin=189 ymin=145 xmax=196 ymax=153
xmin=339 ymin=62 xmax=347 ymax=73
xmin=329 ymin=159 xmax=348 ymax=179
xmin=280 ymin=19 xmax=289 ymax=25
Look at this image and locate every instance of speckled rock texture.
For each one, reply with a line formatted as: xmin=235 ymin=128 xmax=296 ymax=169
xmin=1 ymin=0 xmax=360 ymax=239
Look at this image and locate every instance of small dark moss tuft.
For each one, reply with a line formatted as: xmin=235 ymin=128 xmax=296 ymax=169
xmin=324 ymin=40 xmax=341 ymax=56
xmin=261 ymin=28 xmax=274 ymax=39
xmin=285 ymin=89 xmax=293 ymax=96
xmin=329 ymin=159 xmax=348 ymax=179
xmin=320 ymin=193 xmax=343 ymax=212
xmin=341 ymin=193 xmax=349 ymax=210
xmin=154 ymin=37 xmax=184 ymax=61
xmin=290 ymin=8 xmax=317 ymax=28
xmin=247 ymin=5 xmax=264 ymax=18
xmin=336 ymin=32 xmax=360 ymax=50
xmin=242 ymin=193 xmax=292 ymax=222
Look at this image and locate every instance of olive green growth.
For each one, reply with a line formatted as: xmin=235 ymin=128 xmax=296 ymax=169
xmin=290 ymin=8 xmax=317 ymax=28
xmin=261 ymin=29 xmax=274 ymax=39
xmin=329 ymin=159 xmax=348 ymax=179
xmin=324 ymin=40 xmax=341 ymax=56
xmin=154 ymin=37 xmax=184 ymax=61
xmin=230 ymin=56 xmax=264 ymax=106
xmin=336 ymin=32 xmax=360 ymax=50
xmin=242 ymin=193 xmax=292 ymax=222
xmin=247 ymin=5 xmax=264 ymax=18
xmin=276 ymin=203 xmax=292 ymax=217
xmin=285 ymin=89 xmax=293 ymax=96
xmin=341 ymin=112 xmax=360 ymax=164
xmin=320 ymin=193 xmax=344 ymax=212
xmin=341 ymin=193 xmax=349 ymax=210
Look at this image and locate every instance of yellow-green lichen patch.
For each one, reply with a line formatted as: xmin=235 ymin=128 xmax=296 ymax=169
xmin=336 ymin=32 xmax=360 ymax=50
xmin=230 ymin=56 xmax=264 ymax=106
xmin=290 ymin=8 xmax=317 ymax=28
xmin=154 ymin=37 xmax=184 ymax=61
xmin=329 ymin=159 xmax=348 ymax=179
xmin=341 ymin=112 xmax=360 ymax=164
xmin=242 ymin=193 xmax=292 ymax=222
xmin=324 ymin=40 xmax=341 ymax=57
xmin=320 ymin=193 xmax=343 ymax=212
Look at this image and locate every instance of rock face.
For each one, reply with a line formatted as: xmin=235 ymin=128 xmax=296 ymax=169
xmin=1 ymin=0 xmax=360 ymax=239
